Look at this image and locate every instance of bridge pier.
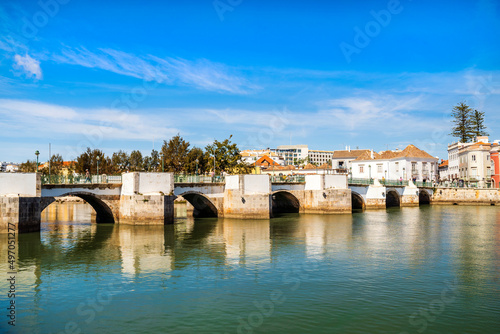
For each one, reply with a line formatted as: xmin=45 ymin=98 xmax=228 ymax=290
xmin=0 ymin=173 xmax=41 ymax=233
xmin=223 ymin=175 xmax=271 ymax=219
xmin=291 ymin=175 xmax=351 ymax=214
xmin=118 ymin=173 xmax=175 ymax=224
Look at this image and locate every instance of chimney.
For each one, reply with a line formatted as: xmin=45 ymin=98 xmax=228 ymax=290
xmin=370 ymin=149 xmax=374 ymax=159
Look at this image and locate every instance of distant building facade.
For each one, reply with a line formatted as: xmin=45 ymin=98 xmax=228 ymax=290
xmin=438 ymin=160 xmax=449 ymax=181
xmin=276 ymin=145 xmax=308 ymax=166
xmin=351 ymin=145 xmax=438 ymax=182
xmin=308 ymin=150 xmax=334 ymax=165
xmin=331 ymin=148 xmax=371 ymax=172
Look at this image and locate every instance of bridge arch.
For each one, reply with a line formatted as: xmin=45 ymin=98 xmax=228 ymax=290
xmin=351 ymin=191 xmax=365 ymax=211
xmin=419 ymin=189 xmax=432 ymax=205
xmin=41 ymin=192 xmax=116 ymax=224
xmin=386 ymin=189 xmax=401 ymax=208
xmin=177 ymin=191 xmax=218 ymax=218
xmin=271 ymin=190 xmax=300 ymax=215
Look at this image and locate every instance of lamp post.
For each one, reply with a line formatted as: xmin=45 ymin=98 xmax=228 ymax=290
xmin=35 ymin=150 xmax=40 ymax=173
xmin=96 ymin=155 xmax=100 ymax=182
xmin=213 ymin=152 xmax=216 ymax=176
xmin=368 ymin=165 xmax=371 ymax=180
xmin=403 ymin=167 xmax=406 ymax=181
xmin=195 ymin=159 xmax=199 ymax=176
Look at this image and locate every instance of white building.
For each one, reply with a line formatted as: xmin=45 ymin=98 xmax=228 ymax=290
xmin=276 ymin=145 xmax=308 ymax=166
xmin=447 ymin=141 xmax=472 ymax=181
xmin=457 ymin=137 xmax=493 ymax=187
xmin=438 ymin=160 xmax=449 ymax=182
xmin=240 ymin=149 xmax=285 ymax=166
xmin=5 ymin=164 xmax=19 ymax=172
xmin=448 ymin=136 xmax=499 ymax=187
xmin=351 ymin=145 xmax=439 ymax=182
xmin=331 ymin=148 xmax=371 ymax=171
xmin=308 ymin=150 xmax=334 ymax=165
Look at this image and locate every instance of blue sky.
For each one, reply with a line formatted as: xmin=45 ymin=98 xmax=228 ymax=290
xmin=1 ymin=0 xmax=499 ymax=162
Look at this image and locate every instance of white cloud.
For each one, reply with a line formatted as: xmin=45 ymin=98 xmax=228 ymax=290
xmin=51 ymin=47 xmax=257 ymax=94
xmin=0 ymin=99 xmax=179 ymax=143
xmin=13 ymin=54 xmax=42 ymax=80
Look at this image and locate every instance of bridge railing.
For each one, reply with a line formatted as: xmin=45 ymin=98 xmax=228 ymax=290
xmin=41 ymin=175 xmax=122 ymax=185
xmin=270 ymin=175 xmax=305 ymax=183
xmin=348 ymin=178 xmax=374 ymax=186
xmin=415 ymin=181 xmax=433 ymax=188
xmin=379 ymin=179 xmax=409 ymax=187
xmin=174 ymin=175 xmax=225 ymax=183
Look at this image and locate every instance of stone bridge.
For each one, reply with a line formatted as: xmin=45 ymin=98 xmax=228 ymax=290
xmin=3 ymin=172 xmax=499 ymax=234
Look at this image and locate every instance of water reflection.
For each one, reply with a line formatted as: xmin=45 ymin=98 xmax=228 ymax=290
xmin=1 ymin=203 xmax=500 ymax=333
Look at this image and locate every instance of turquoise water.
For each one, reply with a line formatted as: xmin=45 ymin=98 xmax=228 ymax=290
xmin=1 ymin=204 xmax=500 ymax=333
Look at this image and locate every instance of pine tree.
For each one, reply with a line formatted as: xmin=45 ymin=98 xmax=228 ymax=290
xmin=470 ymin=109 xmax=488 ymax=138
xmin=450 ymin=102 xmax=474 ymax=142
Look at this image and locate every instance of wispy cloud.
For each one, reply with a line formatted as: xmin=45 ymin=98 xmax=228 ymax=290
xmin=51 ymin=47 xmax=257 ymax=94
xmin=0 ymin=99 xmax=179 ymax=143
xmin=13 ymin=54 xmax=42 ymax=79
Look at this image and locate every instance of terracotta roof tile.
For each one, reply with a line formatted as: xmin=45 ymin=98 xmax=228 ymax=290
xmin=355 ymin=145 xmax=436 ymax=161
xmin=332 ymin=149 xmax=371 ymax=159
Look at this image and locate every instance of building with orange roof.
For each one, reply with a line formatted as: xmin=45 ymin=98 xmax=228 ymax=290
xmin=331 ymin=148 xmax=371 ymax=172
xmin=252 ymin=155 xmax=280 ymax=168
xmin=240 ymin=149 xmax=285 ymax=166
xmin=438 ymin=160 xmax=449 ymax=181
xmin=456 ymin=136 xmax=493 ymax=187
xmin=351 ymin=145 xmax=438 ymax=182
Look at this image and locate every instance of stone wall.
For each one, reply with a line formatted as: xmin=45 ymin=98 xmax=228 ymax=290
xmin=223 ymin=175 xmax=271 ymax=219
xmin=0 ymin=173 xmax=40 ymax=196
xmin=432 ymin=188 xmax=500 ymax=205
xmin=299 ymin=189 xmax=351 ymax=214
xmin=0 ymin=196 xmax=40 ymax=233
xmin=119 ymin=195 xmax=175 ymax=224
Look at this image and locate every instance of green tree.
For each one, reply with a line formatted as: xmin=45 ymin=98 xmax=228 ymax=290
xmin=19 ymin=160 xmax=37 ymax=172
xmin=185 ymin=147 xmax=208 ymax=174
xmin=161 ymin=134 xmax=190 ymax=173
xmin=39 ymin=154 xmax=64 ymax=175
xmin=450 ymin=102 xmax=474 ymax=142
xmin=129 ymin=150 xmax=144 ymax=171
xmin=470 ymin=109 xmax=488 ymax=138
xmin=144 ymin=149 xmax=160 ymax=172
xmin=205 ymin=135 xmax=250 ymax=174
xmin=76 ymin=148 xmax=109 ymax=174
xmin=111 ymin=150 xmax=130 ymax=173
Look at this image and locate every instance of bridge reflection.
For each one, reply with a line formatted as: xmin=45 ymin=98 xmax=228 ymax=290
xmin=2 ymin=203 xmax=500 ymax=302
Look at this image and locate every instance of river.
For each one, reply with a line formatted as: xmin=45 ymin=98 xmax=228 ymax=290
xmin=1 ymin=203 xmax=500 ymax=333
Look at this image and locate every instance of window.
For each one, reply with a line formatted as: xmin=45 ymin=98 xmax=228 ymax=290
xmin=360 ymin=166 xmax=364 ymax=173
xmin=377 ymin=165 xmax=383 ymax=173
xmin=395 ymin=162 xmax=399 ymax=172
xmin=412 ymin=162 xmax=417 ymax=172
xmin=472 ymin=155 xmax=476 ymax=162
